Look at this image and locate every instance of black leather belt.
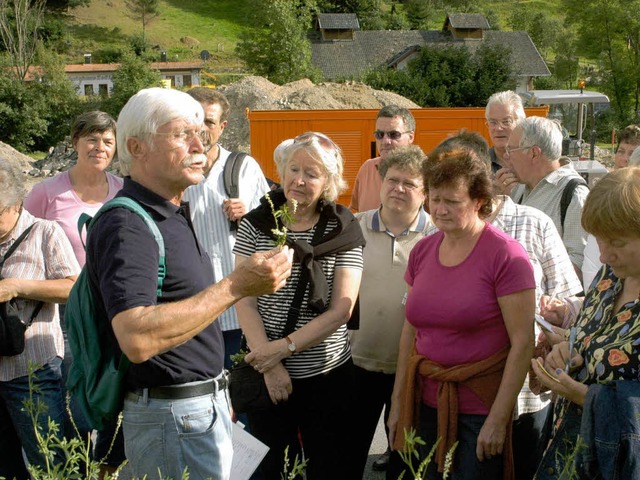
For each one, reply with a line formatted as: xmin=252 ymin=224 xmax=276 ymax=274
xmin=129 ymin=376 xmax=228 ymax=400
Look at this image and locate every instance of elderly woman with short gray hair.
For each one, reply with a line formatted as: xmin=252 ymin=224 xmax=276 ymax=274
xmin=0 ymin=159 xmax=79 ymax=479
xmin=234 ymin=132 xmax=365 ymax=480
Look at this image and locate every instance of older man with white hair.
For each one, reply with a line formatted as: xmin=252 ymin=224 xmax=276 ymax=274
xmin=485 ymin=91 xmax=527 ymax=195
xmin=84 ymin=87 xmax=293 ymax=480
xmin=505 ymin=116 xmax=589 ymax=278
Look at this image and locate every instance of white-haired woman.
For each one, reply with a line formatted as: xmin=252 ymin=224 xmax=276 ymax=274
xmin=234 ymin=132 xmax=365 ymax=480
xmin=0 ymin=159 xmax=80 ymax=479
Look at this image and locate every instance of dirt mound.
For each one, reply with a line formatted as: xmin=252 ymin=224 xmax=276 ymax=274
xmin=0 ymin=141 xmax=39 ymax=190
xmin=218 ymin=76 xmax=419 ymax=151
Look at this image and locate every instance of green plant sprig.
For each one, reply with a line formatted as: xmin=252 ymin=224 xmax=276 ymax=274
xmin=265 ymin=193 xmax=298 ymax=247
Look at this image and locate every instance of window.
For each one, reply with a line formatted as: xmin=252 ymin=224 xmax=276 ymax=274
xmin=166 ymin=76 xmax=176 ymax=87
xmin=84 ymin=84 xmax=94 ymax=96
xmin=98 ymin=84 xmax=108 ymax=97
xmin=183 ymin=75 xmax=192 ymax=87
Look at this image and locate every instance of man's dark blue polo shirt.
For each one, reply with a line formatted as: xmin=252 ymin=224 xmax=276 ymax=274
xmin=86 ymin=177 xmax=224 ymax=389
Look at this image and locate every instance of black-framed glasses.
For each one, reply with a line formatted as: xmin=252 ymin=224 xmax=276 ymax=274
xmin=373 ymin=130 xmax=410 ymax=140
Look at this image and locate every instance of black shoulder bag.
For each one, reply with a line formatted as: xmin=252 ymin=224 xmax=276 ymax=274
xmin=0 ymin=224 xmax=44 ymax=356
xmin=229 ymin=215 xmax=329 ymax=413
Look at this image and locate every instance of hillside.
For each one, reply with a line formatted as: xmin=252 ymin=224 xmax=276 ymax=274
xmin=61 ymin=0 xmax=566 ymax=75
xmin=65 ymin=0 xmax=253 ymax=71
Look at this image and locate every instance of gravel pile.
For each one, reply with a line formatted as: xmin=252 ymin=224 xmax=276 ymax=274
xmin=218 ymin=76 xmax=419 ymax=152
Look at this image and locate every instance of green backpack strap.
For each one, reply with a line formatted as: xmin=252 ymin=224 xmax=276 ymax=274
xmin=85 ymin=197 xmax=166 ymax=297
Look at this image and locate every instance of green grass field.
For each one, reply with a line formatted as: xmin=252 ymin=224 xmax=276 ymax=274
xmin=65 ymin=0 xmax=254 ymax=68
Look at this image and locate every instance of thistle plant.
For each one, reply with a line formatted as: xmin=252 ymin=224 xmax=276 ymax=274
xmin=229 ymin=348 xmax=248 ymax=366
xmin=280 ymin=445 xmax=308 ymax=480
xmin=265 ymin=192 xmax=297 ymax=247
xmin=397 ymin=429 xmax=456 ymax=480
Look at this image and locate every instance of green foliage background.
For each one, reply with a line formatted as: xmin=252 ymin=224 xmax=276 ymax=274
xmin=1 ymin=0 xmax=639 ymax=152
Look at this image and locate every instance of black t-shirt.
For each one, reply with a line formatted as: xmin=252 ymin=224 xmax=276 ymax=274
xmin=86 ymin=177 xmax=224 ymax=388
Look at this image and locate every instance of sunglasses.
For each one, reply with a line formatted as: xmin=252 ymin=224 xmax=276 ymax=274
xmin=294 ymin=132 xmax=340 ymax=152
xmin=374 ymin=130 xmax=410 ymax=140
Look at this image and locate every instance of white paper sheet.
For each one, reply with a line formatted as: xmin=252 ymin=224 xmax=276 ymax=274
xmin=230 ymin=423 xmax=270 ymax=480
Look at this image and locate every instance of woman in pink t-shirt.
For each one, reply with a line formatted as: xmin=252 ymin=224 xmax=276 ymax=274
xmin=388 ymin=149 xmax=535 ymax=480
xmin=23 ymin=110 xmax=124 ymax=474
xmin=24 ymin=110 xmax=123 ymax=267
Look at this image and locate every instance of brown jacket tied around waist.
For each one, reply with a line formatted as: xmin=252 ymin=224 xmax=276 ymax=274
xmin=392 ymin=345 xmax=514 ymax=479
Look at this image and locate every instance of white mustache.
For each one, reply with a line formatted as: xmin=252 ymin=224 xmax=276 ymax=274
xmin=182 ymin=153 xmax=207 ymax=167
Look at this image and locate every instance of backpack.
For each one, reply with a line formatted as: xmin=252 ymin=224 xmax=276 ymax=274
xmin=560 ymin=177 xmax=588 ymax=232
xmin=223 ymin=151 xmax=247 ymax=231
xmin=65 ymin=197 xmax=166 ymax=430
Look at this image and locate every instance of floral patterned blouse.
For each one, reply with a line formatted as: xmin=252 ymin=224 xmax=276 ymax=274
xmin=573 ymin=264 xmax=640 ymax=384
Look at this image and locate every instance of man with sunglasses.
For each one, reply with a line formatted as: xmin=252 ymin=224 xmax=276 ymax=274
xmin=84 ymin=87 xmax=293 ymax=480
xmin=350 ymin=105 xmax=415 ymax=213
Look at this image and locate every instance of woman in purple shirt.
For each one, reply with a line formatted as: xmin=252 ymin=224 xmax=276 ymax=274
xmin=388 ymin=148 xmax=535 ymax=480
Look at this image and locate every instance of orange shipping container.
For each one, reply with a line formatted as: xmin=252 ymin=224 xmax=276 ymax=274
xmin=249 ymin=107 xmax=548 ymax=206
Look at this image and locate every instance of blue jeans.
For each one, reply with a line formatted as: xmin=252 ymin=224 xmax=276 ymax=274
xmin=419 ymin=404 xmax=503 ymax=480
xmin=122 ymin=380 xmax=233 ymax=480
xmin=0 ymin=357 xmax=65 ymax=479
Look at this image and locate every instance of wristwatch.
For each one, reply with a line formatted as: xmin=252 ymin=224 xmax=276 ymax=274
xmin=285 ymin=335 xmax=297 ymax=354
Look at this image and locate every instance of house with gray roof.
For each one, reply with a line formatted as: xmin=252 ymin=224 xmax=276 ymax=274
xmin=310 ymin=13 xmax=550 ymax=92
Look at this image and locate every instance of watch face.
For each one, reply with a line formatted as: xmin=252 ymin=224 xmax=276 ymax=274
xmin=288 ymin=343 xmax=296 ymax=352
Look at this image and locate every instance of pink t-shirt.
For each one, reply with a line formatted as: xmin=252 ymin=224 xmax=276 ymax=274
xmin=350 ymin=157 xmax=382 ymax=212
xmin=405 ymin=223 xmax=534 ymax=414
xmin=24 ymin=171 xmax=123 ymax=267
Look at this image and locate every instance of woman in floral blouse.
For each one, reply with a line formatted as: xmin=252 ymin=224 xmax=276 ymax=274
xmin=531 ymin=167 xmax=640 ymax=479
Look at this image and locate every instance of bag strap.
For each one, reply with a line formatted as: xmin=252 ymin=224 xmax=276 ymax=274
xmin=223 ymin=151 xmax=247 ymax=199
xmin=223 ymin=152 xmax=248 ymax=232
xmin=0 ymin=223 xmax=44 ymax=327
xmin=560 ymin=177 xmax=588 ymax=231
xmin=83 ymin=197 xmax=167 ymax=298
xmin=0 ymin=223 xmax=37 ymax=271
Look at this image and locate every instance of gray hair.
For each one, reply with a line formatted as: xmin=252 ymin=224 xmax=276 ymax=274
xmin=379 ymin=145 xmax=426 ymax=179
xmin=517 ymin=116 xmax=563 ymax=161
xmin=0 ymin=158 xmax=27 ymax=209
xmin=116 ymin=87 xmax=205 ymax=175
xmin=630 ymin=146 xmax=640 ymax=166
xmin=275 ymin=132 xmax=347 ymax=202
xmin=485 ymin=90 xmax=526 ymax=122
xmin=378 ymin=105 xmax=416 ymax=133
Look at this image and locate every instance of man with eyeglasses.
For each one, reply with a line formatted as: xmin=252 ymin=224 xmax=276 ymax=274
xmin=505 ymin=116 xmax=589 ymax=278
xmin=350 ymin=105 xmax=415 ymax=214
xmin=485 ymin=91 xmax=526 ymax=196
xmin=183 ymin=87 xmax=270 ymax=371
xmin=348 ymin=145 xmax=430 ymax=479
xmin=84 ymin=87 xmax=293 ymax=480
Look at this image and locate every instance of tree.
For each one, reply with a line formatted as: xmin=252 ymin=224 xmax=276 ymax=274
xmin=0 ymin=48 xmax=81 ymax=152
xmin=562 ymin=0 xmax=640 ymax=123
xmin=403 ymin=0 xmax=438 ymax=30
xmin=235 ymin=0 xmax=321 ymax=85
xmin=125 ymin=0 xmax=159 ymax=42
xmin=105 ymin=50 xmax=162 ymax=118
xmin=364 ymin=43 xmax=515 ymax=107
xmin=0 ymin=0 xmax=46 ymax=81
